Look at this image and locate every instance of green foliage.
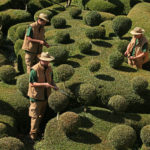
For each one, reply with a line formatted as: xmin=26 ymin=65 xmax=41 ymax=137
xmin=84 ymin=11 xmax=101 ymax=26
xmin=51 ymin=17 xmax=66 ymax=28
xmin=85 ymin=26 xmax=106 ymax=39
xmin=0 ymin=137 xmax=25 ymax=150
xmin=108 ymin=95 xmax=128 ymax=113
xmin=0 ymin=65 xmax=16 ymax=83
xmin=17 ymin=74 xmax=29 ymax=97
xmin=48 ymin=91 xmax=69 ymax=113
xmin=69 ymin=7 xmax=82 ymax=19
xmin=0 ymin=53 xmax=8 ymax=67
xmin=141 ymin=125 xmax=150 ymax=147
xmin=112 ymin=15 xmax=132 ymax=38
xmin=15 ymin=25 xmax=27 ymax=40
xmin=88 ymin=60 xmax=100 ymax=72
xmin=34 ymin=9 xmax=54 ymax=23
xmin=55 ymin=64 xmax=74 ymax=82
xmin=46 ymin=47 xmax=69 ymax=65
xmin=99 ymin=12 xmax=115 ymax=22
xmin=132 ymin=76 xmax=148 ymax=94
xmin=78 ymin=41 xmax=92 ymax=53
xmin=17 ymin=50 xmax=26 ymax=73
xmin=14 ymin=39 xmax=23 ymax=55
xmin=0 ymin=0 xmax=11 ymax=11
xmin=109 ymin=51 xmax=124 ymax=69
xmin=108 ymin=125 xmax=137 ymax=149
xmin=141 ymin=144 xmax=150 ymax=150
xmin=55 ymin=31 xmax=71 ymax=44
xmin=117 ymin=40 xmax=129 ymax=54
xmin=59 ymin=112 xmax=80 ymax=134
xmin=75 ymin=83 xmax=96 ymax=106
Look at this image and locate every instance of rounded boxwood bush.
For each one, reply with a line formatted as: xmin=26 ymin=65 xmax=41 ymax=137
xmin=48 ymin=91 xmax=69 ymax=113
xmin=0 ymin=65 xmax=16 ymax=83
xmin=141 ymin=144 xmax=150 ymax=150
xmin=85 ymin=26 xmax=106 ymax=39
xmin=0 ymin=53 xmax=8 ymax=67
xmin=108 ymin=125 xmax=137 ymax=149
xmin=78 ymin=41 xmax=92 ymax=53
xmin=109 ymin=51 xmax=124 ymax=69
xmin=15 ymin=25 xmax=27 ymax=40
xmin=46 ymin=47 xmax=69 ymax=65
xmin=88 ymin=60 xmax=100 ymax=72
xmin=51 ymin=17 xmax=66 ymax=28
xmin=55 ymin=64 xmax=74 ymax=82
xmin=132 ymin=76 xmax=148 ymax=94
xmin=108 ymin=95 xmax=128 ymax=113
xmin=69 ymin=7 xmax=82 ymax=19
xmin=55 ymin=31 xmax=71 ymax=44
xmin=141 ymin=125 xmax=150 ymax=147
xmin=59 ymin=112 xmax=80 ymax=134
xmin=117 ymin=40 xmax=129 ymax=54
xmin=112 ymin=15 xmax=132 ymax=38
xmin=75 ymin=83 xmax=97 ymax=106
xmin=17 ymin=73 xmax=29 ymax=97
xmin=0 ymin=137 xmax=25 ymax=150
xmin=14 ymin=39 xmax=23 ymax=55
xmin=84 ymin=11 xmax=101 ymax=26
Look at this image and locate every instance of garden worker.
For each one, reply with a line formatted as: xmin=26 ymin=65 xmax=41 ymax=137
xmin=65 ymin=0 xmax=72 ymax=7
xmin=28 ymin=52 xmax=59 ymax=140
xmin=124 ymin=27 xmax=149 ymax=69
xmin=22 ymin=13 xmax=50 ymax=73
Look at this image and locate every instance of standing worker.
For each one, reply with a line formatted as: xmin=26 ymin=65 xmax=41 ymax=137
xmin=65 ymin=0 xmax=72 ymax=7
xmin=124 ymin=27 xmax=149 ymax=69
xmin=22 ymin=13 xmax=50 ymax=73
xmin=28 ymin=52 xmax=59 ymax=140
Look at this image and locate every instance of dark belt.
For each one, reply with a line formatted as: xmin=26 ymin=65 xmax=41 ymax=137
xmin=25 ymin=50 xmax=37 ymax=54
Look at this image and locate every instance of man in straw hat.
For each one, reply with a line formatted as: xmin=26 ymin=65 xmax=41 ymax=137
xmin=22 ymin=13 xmax=50 ymax=73
xmin=124 ymin=27 xmax=149 ymax=69
xmin=28 ymin=52 xmax=58 ymax=140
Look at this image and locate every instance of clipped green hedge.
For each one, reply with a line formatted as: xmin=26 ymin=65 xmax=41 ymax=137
xmin=0 ymin=53 xmax=8 ymax=67
xmin=0 ymin=137 xmax=25 ymax=150
xmin=112 ymin=15 xmax=132 ymax=38
xmin=108 ymin=124 xmax=137 ymax=149
xmin=141 ymin=125 xmax=150 ymax=147
xmin=51 ymin=17 xmax=66 ymax=28
xmin=45 ymin=46 xmax=69 ymax=65
xmin=99 ymin=12 xmax=115 ymax=22
xmin=69 ymin=7 xmax=82 ymax=19
xmin=0 ymin=65 xmax=16 ymax=83
xmin=88 ymin=60 xmax=100 ymax=72
xmin=117 ymin=40 xmax=129 ymax=54
xmin=109 ymin=51 xmax=124 ymax=69
xmin=78 ymin=41 xmax=92 ymax=53
xmin=0 ymin=0 xmax=11 ymax=11
xmin=84 ymin=11 xmax=102 ymax=26
xmin=14 ymin=39 xmax=23 ymax=55
xmin=15 ymin=25 xmax=28 ymax=40
xmin=85 ymin=26 xmax=106 ymax=39
xmin=17 ymin=50 xmax=26 ymax=73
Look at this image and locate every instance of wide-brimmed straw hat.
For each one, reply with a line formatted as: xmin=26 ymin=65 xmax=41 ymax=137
xmin=130 ymin=27 xmax=145 ymax=35
xmin=39 ymin=52 xmax=55 ymax=62
xmin=38 ymin=13 xmax=49 ymax=22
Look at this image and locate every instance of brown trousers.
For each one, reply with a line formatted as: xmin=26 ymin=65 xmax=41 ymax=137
xmin=128 ymin=57 xmax=144 ymax=69
xmin=25 ymin=53 xmax=39 ymax=73
xmin=29 ymin=101 xmax=47 ymax=136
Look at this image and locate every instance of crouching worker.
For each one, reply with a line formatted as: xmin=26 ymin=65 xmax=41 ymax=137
xmin=124 ymin=27 xmax=149 ymax=69
xmin=28 ymin=52 xmax=58 ymax=140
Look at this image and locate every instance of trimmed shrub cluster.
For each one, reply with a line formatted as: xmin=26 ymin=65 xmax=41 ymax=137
xmin=15 ymin=25 xmax=27 ymax=40
xmin=0 ymin=0 xmax=11 ymax=11
xmin=0 ymin=137 xmax=25 ymax=150
xmin=55 ymin=32 xmax=71 ymax=44
xmin=132 ymin=76 xmax=148 ymax=94
xmin=0 ymin=53 xmax=8 ymax=66
xmin=46 ymin=47 xmax=69 ymax=65
xmin=51 ymin=17 xmax=66 ymax=28
xmin=14 ymin=39 xmax=23 ymax=55
xmin=17 ymin=50 xmax=26 ymax=73
xmin=140 ymin=125 xmax=150 ymax=147
xmin=0 ymin=65 xmax=16 ymax=83
xmin=78 ymin=41 xmax=92 ymax=54
xmin=88 ymin=59 xmax=100 ymax=72
xmin=112 ymin=15 xmax=132 ymax=38
xmin=17 ymin=73 xmax=29 ymax=97
xmin=55 ymin=64 xmax=74 ymax=82
xmin=108 ymin=125 xmax=137 ymax=149
xmin=108 ymin=95 xmax=128 ymax=113
xmin=109 ymin=51 xmax=124 ymax=69
xmin=85 ymin=26 xmax=106 ymax=39
xmin=69 ymin=7 xmax=82 ymax=19
xmin=84 ymin=11 xmax=101 ymax=26
xmin=75 ymin=83 xmax=96 ymax=106
xmin=117 ymin=40 xmax=129 ymax=54
xmin=48 ymin=91 xmax=69 ymax=113
xmin=59 ymin=112 xmax=80 ymax=134
xmin=99 ymin=12 xmax=115 ymax=22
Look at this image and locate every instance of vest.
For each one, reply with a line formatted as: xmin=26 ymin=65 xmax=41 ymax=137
xmin=128 ymin=36 xmax=149 ymax=64
xmin=22 ymin=22 xmax=45 ymax=54
xmin=28 ymin=62 xmax=52 ymax=100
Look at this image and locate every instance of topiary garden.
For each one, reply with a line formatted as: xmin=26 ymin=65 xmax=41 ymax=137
xmin=1 ymin=0 xmax=150 ymax=149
